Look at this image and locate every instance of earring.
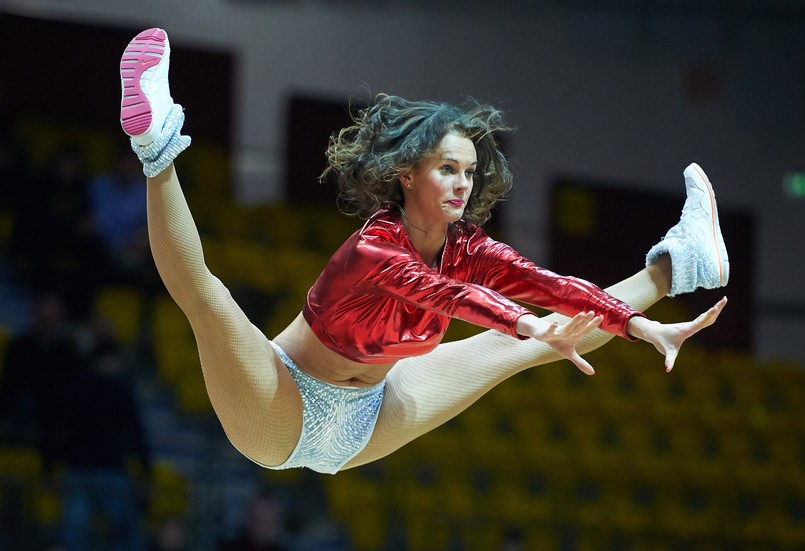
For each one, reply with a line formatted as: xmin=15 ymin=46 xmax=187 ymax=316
xmin=406 ymin=184 xmax=412 ymax=189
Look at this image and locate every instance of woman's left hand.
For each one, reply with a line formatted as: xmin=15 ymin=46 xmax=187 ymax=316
xmin=627 ymin=296 xmax=728 ymax=372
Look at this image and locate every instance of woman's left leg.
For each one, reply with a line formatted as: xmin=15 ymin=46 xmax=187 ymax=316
xmin=347 ymin=261 xmax=670 ymax=468
xmin=348 ymin=162 xmax=729 ymax=468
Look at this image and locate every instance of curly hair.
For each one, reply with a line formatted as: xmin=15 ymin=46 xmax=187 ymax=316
xmin=320 ymin=94 xmax=514 ymax=226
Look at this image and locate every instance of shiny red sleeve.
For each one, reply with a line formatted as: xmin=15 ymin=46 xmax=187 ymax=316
xmin=351 ymin=237 xmax=531 ymax=339
xmin=463 ymin=236 xmax=644 ymax=340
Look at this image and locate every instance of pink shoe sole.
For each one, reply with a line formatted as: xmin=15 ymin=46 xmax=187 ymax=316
xmin=120 ymin=28 xmax=168 ymax=137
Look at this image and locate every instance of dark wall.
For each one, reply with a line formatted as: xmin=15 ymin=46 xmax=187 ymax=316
xmin=0 ymin=14 xmax=234 ymax=148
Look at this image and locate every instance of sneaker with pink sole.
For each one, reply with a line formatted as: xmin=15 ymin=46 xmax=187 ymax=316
xmin=120 ymin=28 xmax=174 ymax=145
xmin=120 ymin=28 xmax=190 ymax=177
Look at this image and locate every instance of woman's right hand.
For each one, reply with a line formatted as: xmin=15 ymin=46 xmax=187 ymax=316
xmin=516 ymin=312 xmax=603 ymax=375
xmin=626 ymin=296 xmax=727 ymax=373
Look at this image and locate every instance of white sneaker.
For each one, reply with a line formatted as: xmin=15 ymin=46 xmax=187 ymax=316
xmin=646 ymin=163 xmax=729 ymax=296
xmin=681 ymin=162 xmax=729 ymax=285
xmin=120 ymin=28 xmax=174 ymax=146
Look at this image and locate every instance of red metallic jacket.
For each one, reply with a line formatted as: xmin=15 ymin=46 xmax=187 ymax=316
xmin=303 ymin=209 xmax=642 ymax=364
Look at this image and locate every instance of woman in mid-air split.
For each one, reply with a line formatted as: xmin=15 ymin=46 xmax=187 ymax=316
xmin=120 ymin=28 xmax=728 ymax=474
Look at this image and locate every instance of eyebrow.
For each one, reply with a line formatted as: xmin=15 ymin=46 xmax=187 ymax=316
xmin=440 ymin=155 xmax=477 ymax=165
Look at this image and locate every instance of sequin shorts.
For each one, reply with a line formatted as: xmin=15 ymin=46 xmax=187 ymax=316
xmin=264 ymin=341 xmax=385 ymax=474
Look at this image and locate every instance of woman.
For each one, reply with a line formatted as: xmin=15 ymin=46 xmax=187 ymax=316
xmin=121 ymin=28 xmax=727 ymax=474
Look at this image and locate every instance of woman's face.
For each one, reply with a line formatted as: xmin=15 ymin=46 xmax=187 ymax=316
xmin=401 ymin=132 xmax=477 ymax=229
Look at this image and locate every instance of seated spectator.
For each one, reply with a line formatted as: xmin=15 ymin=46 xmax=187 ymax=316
xmin=148 ymin=517 xmax=188 ymax=551
xmin=217 ymin=493 xmax=292 ymax=551
xmin=10 ymin=145 xmax=106 ymax=316
xmin=0 ymin=292 xmax=80 ymax=446
xmin=44 ymin=337 xmax=151 ymax=551
xmin=89 ymin=147 xmax=156 ymax=287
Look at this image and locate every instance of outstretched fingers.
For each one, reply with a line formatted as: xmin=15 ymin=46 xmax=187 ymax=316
xmin=564 ymin=311 xmax=603 ymax=335
xmin=571 ymin=350 xmax=597 ymax=376
xmin=664 ymin=296 xmax=728 ymax=372
xmin=693 ymin=296 xmax=728 ymax=330
xmin=551 ymin=311 xmax=603 ymax=375
xmin=677 ymin=296 xmax=728 ymax=342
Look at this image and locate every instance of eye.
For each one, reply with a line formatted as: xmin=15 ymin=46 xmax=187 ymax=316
xmin=440 ymin=165 xmax=455 ymax=174
xmin=465 ymin=169 xmax=476 ymax=178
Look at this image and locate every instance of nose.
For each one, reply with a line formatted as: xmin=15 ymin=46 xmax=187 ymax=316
xmin=456 ymin=172 xmax=472 ymax=190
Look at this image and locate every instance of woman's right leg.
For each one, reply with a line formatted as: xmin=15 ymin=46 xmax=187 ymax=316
xmin=147 ymin=164 xmax=302 ymax=466
xmin=120 ymin=28 xmax=302 ymax=466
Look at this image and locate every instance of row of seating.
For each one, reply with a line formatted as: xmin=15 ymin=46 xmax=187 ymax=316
xmin=321 ymin=342 xmax=804 ymax=550
xmin=90 ymin=276 xmax=804 ymax=549
xmin=5 ymin=119 xmax=804 ymax=550
xmin=0 ymin=446 xmax=187 ymax=534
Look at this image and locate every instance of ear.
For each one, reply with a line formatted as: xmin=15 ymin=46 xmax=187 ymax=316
xmin=399 ymin=172 xmax=413 ymax=189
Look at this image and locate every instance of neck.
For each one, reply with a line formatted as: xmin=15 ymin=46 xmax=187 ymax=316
xmin=399 ymin=208 xmax=448 ymax=267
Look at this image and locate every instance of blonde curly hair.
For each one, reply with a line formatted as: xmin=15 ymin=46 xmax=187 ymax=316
xmin=320 ymin=94 xmax=513 ymax=225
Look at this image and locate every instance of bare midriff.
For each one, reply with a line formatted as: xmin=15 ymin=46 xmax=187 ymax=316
xmin=272 ymin=312 xmax=395 ymax=388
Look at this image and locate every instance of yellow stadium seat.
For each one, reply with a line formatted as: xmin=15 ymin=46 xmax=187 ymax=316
xmin=324 ymin=468 xmax=390 ymax=551
xmin=522 ymin=525 xmax=559 ymax=550
xmin=403 ymin=513 xmax=452 ymax=551
xmin=180 ymin=142 xmax=232 ymax=219
xmin=653 ymin=483 xmax=721 ymax=541
xmin=0 ymin=446 xmax=41 ymax=478
xmin=175 ymin=370 xmax=212 ymax=414
xmin=221 ymin=240 xmax=284 ymax=294
xmin=725 ymin=488 xmax=781 ymax=545
xmin=151 ymin=294 xmax=198 ymax=384
xmin=147 ymin=461 xmax=189 ymax=526
xmin=460 ymin=521 xmax=505 ymax=551
xmin=489 ymin=464 xmax=571 ymax=526
xmin=94 ymin=285 xmax=145 ymax=345
xmin=35 ymin=484 xmax=62 ymax=526
xmin=606 ymin=480 xmax=659 ymax=535
xmin=0 ymin=446 xmax=46 ymax=534
xmin=766 ymin=494 xmax=805 ymax=549
xmin=586 ymin=364 xmax=648 ymax=420
xmin=617 ymin=421 xmax=677 ymax=483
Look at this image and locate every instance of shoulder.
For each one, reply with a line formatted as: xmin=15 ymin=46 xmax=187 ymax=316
xmin=355 ymin=209 xmax=414 ymax=253
xmin=447 ymin=221 xmax=528 ymax=271
xmin=325 ymin=209 xmax=414 ymax=274
xmin=359 ymin=208 xmax=405 ymax=240
xmin=452 ymin=219 xmax=486 ymax=238
xmin=450 ymin=220 xmax=497 ymax=253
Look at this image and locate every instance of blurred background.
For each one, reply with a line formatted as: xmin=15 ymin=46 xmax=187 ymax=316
xmin=0 ymin=0 xmax=803 ymax=550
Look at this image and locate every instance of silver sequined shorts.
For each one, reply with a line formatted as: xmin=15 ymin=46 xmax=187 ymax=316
xmin=262 ymin=341 xmax=385 ymax=474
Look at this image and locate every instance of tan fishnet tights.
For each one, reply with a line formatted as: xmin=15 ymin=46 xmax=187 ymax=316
xmin=148 ymin=164 xmax=301 ymax=466
xmin=346 ymin=263 xmax=670 ymax=468
xmin=148 ymin=163 xmax=670 ymax=470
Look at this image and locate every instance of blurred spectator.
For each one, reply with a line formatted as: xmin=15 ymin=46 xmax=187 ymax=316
xmin=293 ymin=515 xmax=348 ymax=551
xmin=218 ymin=492 xmax=292 ymax=551
xmin=0 ymin=292 xmax=80 ymax=446
xmin=148 ymin=517 xmax=189 ymax=551
xmin=0 ymin=131 xmax=31 ymax=252
xmin=89 ymin=147 xmax=156 ymax=287
xmin=499 ymin=527 xmax=525 ymax=551
xmin=0 ymin=86 xmax=29 ymax=206
xmin=43 ymin=337 xmax=151 ymax=551
xmin=9 ymin=144 xmax=106 ymax=316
